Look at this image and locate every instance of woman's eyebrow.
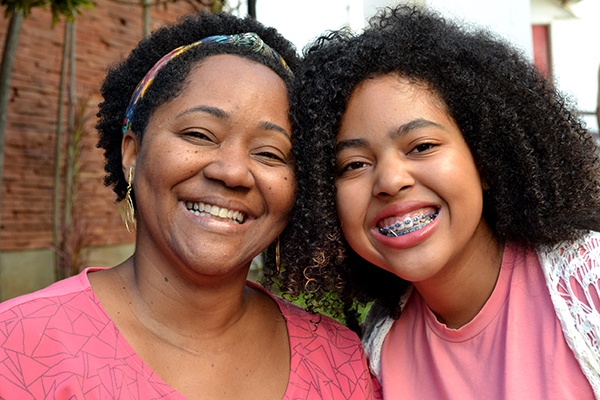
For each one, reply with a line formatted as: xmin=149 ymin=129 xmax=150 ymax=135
xmin=177 ymin=105 xmax=229 ymax=120
xmin=177 ymin=105 xmax=291 ymax=141
xmin=259 ymin=121 xmax=291 ymax=141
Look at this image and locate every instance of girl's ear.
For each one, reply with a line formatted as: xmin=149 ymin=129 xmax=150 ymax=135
xmin=121 ymin=131 xmax=139 ymax=176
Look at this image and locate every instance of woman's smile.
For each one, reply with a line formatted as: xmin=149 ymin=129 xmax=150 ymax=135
xmin=184 ymin=201 xmax=246 ymax=224
xmin=127 ymin=54 xmax=295 ymax=275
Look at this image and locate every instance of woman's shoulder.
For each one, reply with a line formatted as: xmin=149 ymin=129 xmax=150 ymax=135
xmin=0 ymin=267 xmax=103 ymax=317
xmin=247 ymin=281 xmax=362 ymax=343
xmin=248 ymin=285 xmax=383 ymax=400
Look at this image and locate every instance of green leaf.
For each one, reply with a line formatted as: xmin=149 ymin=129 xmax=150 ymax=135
xmin=1 ymin=0 xmax=95 ymax=23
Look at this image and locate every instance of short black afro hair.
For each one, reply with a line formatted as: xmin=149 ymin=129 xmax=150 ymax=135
xmin=96 ymin=11 xmax=299 ymax=204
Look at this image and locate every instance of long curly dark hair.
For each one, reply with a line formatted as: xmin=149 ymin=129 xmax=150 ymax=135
xmin=96 ymin=11 xmax=300 ymax=204
xmin=276 ymin=4 xmax=600 ymax=333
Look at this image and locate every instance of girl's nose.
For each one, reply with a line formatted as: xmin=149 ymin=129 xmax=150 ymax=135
xmin=372 ymin=156 xmax=415 ymax=197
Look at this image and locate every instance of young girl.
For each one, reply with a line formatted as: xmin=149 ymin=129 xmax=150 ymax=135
xmin=281 ymin=4 xmax=600 ymax=399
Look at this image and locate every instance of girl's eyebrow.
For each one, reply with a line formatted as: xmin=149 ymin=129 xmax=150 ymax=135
xmin=392 ymin=118 xmax=445 ymax=138
xmin=336 ymin=138 xmax=368 ymax=153
xmin=336 ymin=118 xmax=445 ymax=153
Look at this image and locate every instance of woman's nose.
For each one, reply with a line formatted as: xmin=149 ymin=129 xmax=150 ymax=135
xmin=372 ymin=156 xmax=415 ymax=197
xmin=202 ymin=145 xmax=255 ymax=189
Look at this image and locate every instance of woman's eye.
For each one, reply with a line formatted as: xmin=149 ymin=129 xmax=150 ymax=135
xmin=258 ymin=151 xmax=285 ymax=162
xmin=254 ymin=148 xmax=290 ymax=165
xmin=186 ymin=131 xmax=212 ymax=141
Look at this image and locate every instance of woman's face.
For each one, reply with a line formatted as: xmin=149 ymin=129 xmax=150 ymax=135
xmin=123 ymin=54 xmax=295 ymax=277
xmin=335 ymin=74 xmax=494 ymax=285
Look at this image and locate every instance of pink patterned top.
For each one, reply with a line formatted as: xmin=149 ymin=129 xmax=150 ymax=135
xmin=0 ymin=268 xmax=381 ymax=399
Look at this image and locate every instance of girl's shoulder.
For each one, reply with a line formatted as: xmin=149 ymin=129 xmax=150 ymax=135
xmin=537 ymin=230 xmax=600 ymax=396
xmin=537 ymin=230 xmax=600 ymax=285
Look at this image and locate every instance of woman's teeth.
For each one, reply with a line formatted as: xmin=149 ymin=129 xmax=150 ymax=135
xmin=379 ymin=212 xmax=438 ymax=237
xmin=185 ymin=202 xmax=244 ymax=224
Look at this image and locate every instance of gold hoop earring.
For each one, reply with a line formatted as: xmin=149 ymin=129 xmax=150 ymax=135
xmin=275 ymin=237 xmax=281 ymax=273
xmin=124 ymin=168 xmax=136 ymax=233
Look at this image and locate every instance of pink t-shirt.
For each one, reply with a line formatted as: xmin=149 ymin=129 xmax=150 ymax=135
xmin=380 ymin=241 xmax=595 ymax=399
xmin=0 ymin=268 xmax=381 ymax=399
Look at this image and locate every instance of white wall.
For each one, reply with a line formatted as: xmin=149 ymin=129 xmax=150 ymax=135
xmin=255 ymin=0 xmax=355 ymax=53
xmin=545 ymin=1 xmax=600 ymax=132
xmin=254 ymin=0 xmax=421 ymax=53
xmin=424 ymin=0 xmax=533 ymax=56
xmin=255 ymin=0 xmax=532 ymax=59
xmin=254 ymin=0 xmax=599 ymax=132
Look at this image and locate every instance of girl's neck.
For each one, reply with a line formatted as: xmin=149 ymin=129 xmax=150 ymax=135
xmin=414 ymin=228 xmax=504 ymax=329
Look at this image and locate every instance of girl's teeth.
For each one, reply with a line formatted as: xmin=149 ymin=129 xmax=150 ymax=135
xmin=379 ymin=212 xmax=438 ymax=237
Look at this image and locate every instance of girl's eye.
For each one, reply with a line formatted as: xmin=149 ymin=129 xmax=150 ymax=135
xmin=338 ymin=160 xmax=368 ymax=175
xmin=410 ymin=142 xmax=437 ymax=154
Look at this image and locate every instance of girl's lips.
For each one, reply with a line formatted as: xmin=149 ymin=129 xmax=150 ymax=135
xmin=377 ymin=206 xmax=439 ymax=230
xmin=369 ymin=202 xmax=440 ymax=247
xmin=378 ymin=210 xmax=438 ymax=237
xmin=372 ymin=202 xmax=439 ymax=228
xmin=372 ymin=209 xmax=439 ymax=248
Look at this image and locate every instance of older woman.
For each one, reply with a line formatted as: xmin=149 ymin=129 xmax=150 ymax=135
xmin=0 ymin=11 xmax=380 ymax=399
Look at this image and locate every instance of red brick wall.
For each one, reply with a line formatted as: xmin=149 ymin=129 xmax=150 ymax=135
xmin=0 ymin=0 xmax=206 ymax=250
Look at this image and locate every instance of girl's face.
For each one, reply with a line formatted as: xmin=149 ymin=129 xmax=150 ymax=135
xmin=335 ymin=74 xmax=495 ymax=285
xmin=122 ymin=54 xmax=295 ymax=278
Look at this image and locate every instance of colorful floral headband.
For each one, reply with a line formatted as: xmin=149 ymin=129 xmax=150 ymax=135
xmin=121 ymin=32 xmax=293 ymax=135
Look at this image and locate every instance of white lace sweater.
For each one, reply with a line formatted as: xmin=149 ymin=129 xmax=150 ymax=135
xmin=362 ymin=231 xmax=600 ymax=399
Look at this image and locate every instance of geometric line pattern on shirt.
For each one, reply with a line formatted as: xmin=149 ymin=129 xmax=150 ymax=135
xmin=0 ymin=269 xmax=381 ymax=399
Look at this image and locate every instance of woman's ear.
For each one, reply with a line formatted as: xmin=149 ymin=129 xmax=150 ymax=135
xmin=122 ymin=131 xmax=139 ymax=175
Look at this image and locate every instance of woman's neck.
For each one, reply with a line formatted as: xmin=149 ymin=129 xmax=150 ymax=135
xmin=133 ymin=254 xmax=254 ymax=334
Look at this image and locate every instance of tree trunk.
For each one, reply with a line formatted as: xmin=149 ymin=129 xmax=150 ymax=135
xmin=247 ymin=0 xmax=256 ymax=19
xmin=0 ymin=10 xmax=24 ymax=231
xmin=53 ymin=21 xmax=72 ymax=280
xmin=64 ymin=20 xmax=76 ymax=229
xmin=142 ymin=0 xmax=152 ymax=36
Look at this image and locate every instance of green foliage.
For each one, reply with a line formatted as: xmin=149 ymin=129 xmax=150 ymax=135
xmin=1 ymin=0 xmax=94 ymax=25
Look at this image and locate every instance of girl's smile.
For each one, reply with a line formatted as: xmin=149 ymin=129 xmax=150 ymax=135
xmin=371 ymin=200 xmax=440 ymax=249
xmin=335 ymin=74 xmax=498 ymax=286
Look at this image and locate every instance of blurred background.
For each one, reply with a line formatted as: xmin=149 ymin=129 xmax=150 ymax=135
xmin=0 ymin=0 xmax=598 ymax=300
xmin=248 ymin=0 xmax=600 ymax=133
